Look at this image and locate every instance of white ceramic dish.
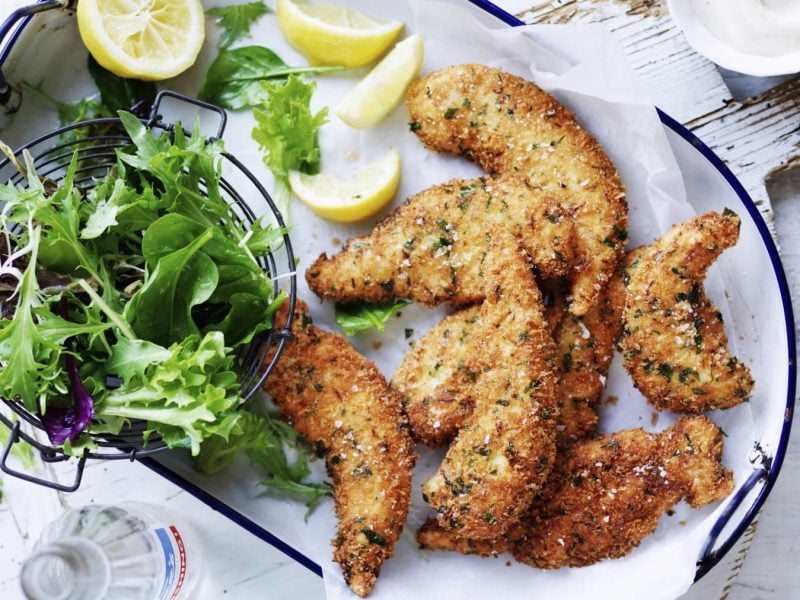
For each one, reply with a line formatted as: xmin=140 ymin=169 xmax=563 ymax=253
xmin=666 ymin=0 xmax=800 ymax=77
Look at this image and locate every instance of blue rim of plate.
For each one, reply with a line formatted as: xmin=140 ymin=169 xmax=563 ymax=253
xmin=1 ymin=0 xmax=795 ymax=589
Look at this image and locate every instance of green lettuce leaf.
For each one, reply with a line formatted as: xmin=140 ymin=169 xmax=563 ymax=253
xmin=106 ymin=338 xmax=172 ymax=385
xmin=200 ymin=46 xmax=341 ymax=110
xmin=195 ymin=409 xmax=331 ymax=509
xmin=334 ymin=299 xmax=412 ymax=336
xmin=99 ymin=331 xmax=241 ymax=455
xmin=252 ymin=75 xmax=328 ymax=213
xmin=207 ymin=1 xmax=272 ymax=49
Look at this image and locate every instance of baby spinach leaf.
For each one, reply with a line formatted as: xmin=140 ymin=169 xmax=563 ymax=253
xmin=23 ymin=56 xmax=154 ymax=145
xmin=139 ymin=213 xmax=280 ymax=346
xmin=210 ymin=291 xmax=286 ymax=347
xmin=87 ymin=55 xmax=156 ymax=114
xmin=199 ymin=46 xmax=341 ymax=110
xmin=334 ymin=299 xmax=411 ymax=336
xmin=125 ymin=228 xmax=218 ymax=346
xmin=207 ymin=1 xmax=272 ymax=49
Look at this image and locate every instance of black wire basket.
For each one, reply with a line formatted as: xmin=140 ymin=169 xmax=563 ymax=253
xmin=0 ymin=90 xmax=297 ymax=491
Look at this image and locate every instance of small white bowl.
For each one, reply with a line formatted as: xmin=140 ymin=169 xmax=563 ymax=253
xmin=667 ymin=0 xmax=800 ymax=77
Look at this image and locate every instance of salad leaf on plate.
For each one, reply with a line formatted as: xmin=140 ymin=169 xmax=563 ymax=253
xmin=207 ymin=1 xmax=273 ymax=49
xmin=199 ymin=45 xmax=341 ymax=110
xmin=23 ymin=56 xmax=155 ymax=142
xmin=334 ymin=299 xmax=412 ymax=336
xmin=252 ymin=74 xmax=329 ymax=212
xmin=195 ymin=409 xmax=331 ymax=510
xmin=86 ymin=55 xmax=156 ymax=116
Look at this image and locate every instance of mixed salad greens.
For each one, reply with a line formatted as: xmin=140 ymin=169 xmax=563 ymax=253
xmin=0 ymin=1 xmax=403 ymax=505
xmin=0 ymin=113 xmax=280 ymax=455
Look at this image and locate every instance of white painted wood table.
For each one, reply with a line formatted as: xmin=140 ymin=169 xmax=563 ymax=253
xmin=1 ymin=1 xmax=798 ymax=599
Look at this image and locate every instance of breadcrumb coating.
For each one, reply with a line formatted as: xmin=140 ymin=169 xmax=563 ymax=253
xmin=621 ymin=210 xmax=754 ymax=412
xmin=264 ymin=300 xmax=415 ymax=597
xmin=406 ymin=64 xmax=627 ymax=316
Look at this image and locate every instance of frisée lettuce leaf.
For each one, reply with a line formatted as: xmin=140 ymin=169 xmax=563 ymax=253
xmin=195 ymin=409 xmax=331 ymax=510
xmin=252 ymin=74 xmax=329 ymax=213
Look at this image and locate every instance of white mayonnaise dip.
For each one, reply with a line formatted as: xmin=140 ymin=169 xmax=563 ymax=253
xmin=690 ymin=0 xmax=800 ymax=57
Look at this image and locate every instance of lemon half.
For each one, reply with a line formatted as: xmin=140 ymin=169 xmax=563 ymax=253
xmin=288 ymin=149 xmax=401 ymax=222
xmin=336 ymin=34 xmax=424 ymax=129
xmin=77 ymin=0 xmax=205 ymax=81
xmin=276 ymin=0 xmax=403 ymax=67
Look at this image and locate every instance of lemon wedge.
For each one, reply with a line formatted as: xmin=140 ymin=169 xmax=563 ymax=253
xmin=76 ymin=0 xmax=205 ymax=81
xmin=336 ymin=34 xmax=424 ymax=129
xmin=288 ymin=149 xmax=401 ymax=222
xmin=276 ymin=0 xmax=403 ymax=67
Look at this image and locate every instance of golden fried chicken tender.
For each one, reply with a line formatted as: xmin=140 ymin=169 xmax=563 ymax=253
xmin=263 ymin=300 xmax=415 ymax=597
xmin=306 ymin=174 xmax=577 ymax=306
xmin=512 ymin=416 xmax=733 ymax=568
xmin=418 ymin=416 xmax=734 ymax=569
xmin=421 ymin=231 xmax=558 ymax=539
xmin=406 ymin=64 xmax=627 ymax=316
xmin=621 ymin=210 xmax=754 ymax=413
xmin=392 ymin=304 xmax=483 ymax=447
xmin=394 ymin=272 xmax=624 ymax=450
xmin=554 ymin=268 xmax=625 ymax=448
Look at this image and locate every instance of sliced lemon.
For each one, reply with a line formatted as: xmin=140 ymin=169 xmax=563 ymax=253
xmin=76 ymin=0 xmax=205 ymax=81
xmin=289 ymin=149 xmax=401 ymax=222
xmin=336 ymin=34 xmax=424 ymax=129
xmin=276 ymin=0 xmax=403 ymax=67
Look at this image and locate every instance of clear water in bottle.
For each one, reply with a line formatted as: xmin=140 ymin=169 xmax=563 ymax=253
xmin=20 ymin=502 xmax=200 ymax=600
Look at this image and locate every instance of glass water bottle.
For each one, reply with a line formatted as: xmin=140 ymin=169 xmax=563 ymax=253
xmin=20 ymin=502 xmax=201 ymax=600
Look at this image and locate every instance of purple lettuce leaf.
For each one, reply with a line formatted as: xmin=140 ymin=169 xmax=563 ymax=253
xmin=40 ymin=354 xmax=95 ymax=445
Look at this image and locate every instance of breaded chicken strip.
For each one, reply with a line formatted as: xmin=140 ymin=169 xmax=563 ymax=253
xmin=621 ymin=210 xmax=754 ymax=413
xmin=307 ymin=174 xmax=576 ymax=306
xmin=421 ymin=231 xmax=558 ymax=539
xmin=417 ymin=416 xmax=734 ymax=568
xmin=393 ymin=304 xmax=483 ymax=447
xmin=263 ymin=300 xmax=415 ymax=597
xmin=392 ymin=281 xmax=564 ymax=448
xmin=554 ymin=268 xmax=625 ymax=448
xmin=394 ymin=272 xmax=624 ymax=450
xmin=406 ymin=64 xmax=627 ymax=316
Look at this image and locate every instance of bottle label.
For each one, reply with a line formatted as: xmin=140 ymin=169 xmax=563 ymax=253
xmin=154 ymin=526 xmax=188 ymax=600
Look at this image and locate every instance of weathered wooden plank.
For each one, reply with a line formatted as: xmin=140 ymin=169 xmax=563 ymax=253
xmin=513 ymin=0 xmax=731 ymax=122
xmin=686 ymin=75 xmax=800 ymax=227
